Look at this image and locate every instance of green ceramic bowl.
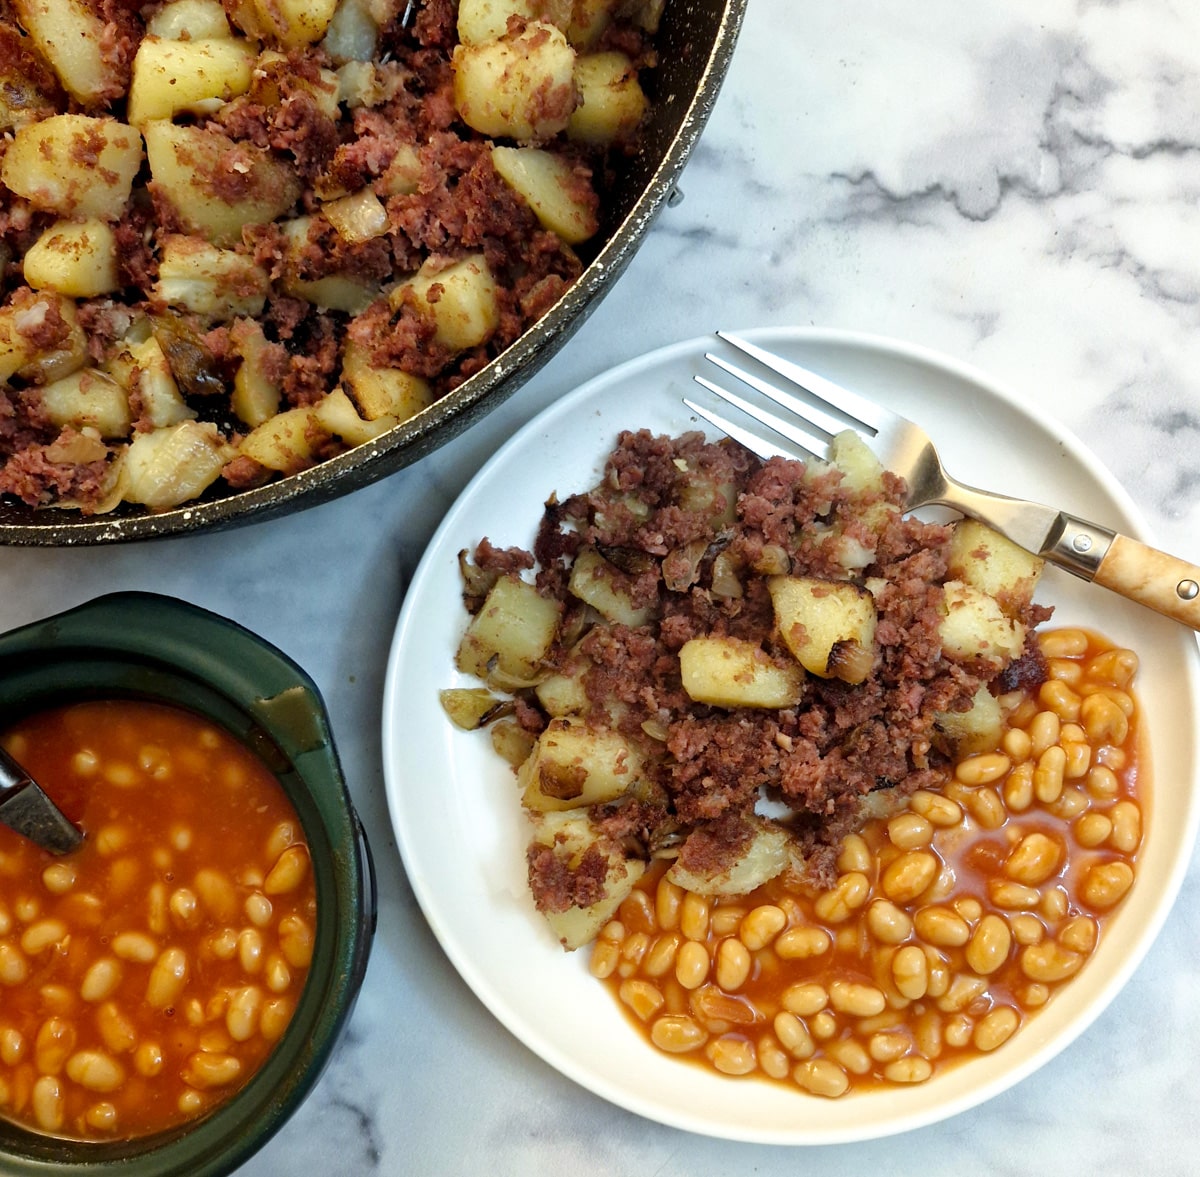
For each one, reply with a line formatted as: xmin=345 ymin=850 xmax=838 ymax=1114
xmin=0 ymin=592 xmax=376 ymax=1176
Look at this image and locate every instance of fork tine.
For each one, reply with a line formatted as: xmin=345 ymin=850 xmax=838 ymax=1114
xmin=685 ymin=384 xmax=830 ymax=463
xmin=716 ymin=331 xmax=892 ymax=435
xmin=702 ymin=353 xmax=848 ymax=439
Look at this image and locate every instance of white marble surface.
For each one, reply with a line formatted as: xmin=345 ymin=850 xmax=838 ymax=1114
xmin=4 ymin=0 xmax=1200 ymax=1172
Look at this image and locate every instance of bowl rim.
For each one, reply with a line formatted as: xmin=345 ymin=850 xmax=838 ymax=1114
xmin=0 ymin=593 xmax=376 ymax=1175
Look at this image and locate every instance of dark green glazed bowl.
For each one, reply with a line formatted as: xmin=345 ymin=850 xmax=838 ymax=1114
xmin=0 ymin=592 xmax=376 ymax=1176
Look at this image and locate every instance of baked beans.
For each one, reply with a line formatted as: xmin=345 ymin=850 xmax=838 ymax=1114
xmin=592 ymin=630 xmax=1143 ymax=1095
xmin=0 ymin=700 xmax=317 ymax=1139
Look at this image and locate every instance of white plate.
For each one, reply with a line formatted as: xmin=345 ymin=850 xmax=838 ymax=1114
xmin=382 ymin=328 xmax=1200 ymax=1144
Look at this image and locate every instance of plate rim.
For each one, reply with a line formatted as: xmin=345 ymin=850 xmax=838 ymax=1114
xmin=382 ymin=325 xmax=1200 ymax=1144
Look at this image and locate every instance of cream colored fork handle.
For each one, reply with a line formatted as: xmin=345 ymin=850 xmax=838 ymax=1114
xmin=1092 ymin=535 xmax=1200 ymax=628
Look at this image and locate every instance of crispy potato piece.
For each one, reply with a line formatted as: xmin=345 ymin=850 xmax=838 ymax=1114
xmin=667 ymin=820 xmax=793 ymax=897
xmin=938 ymin=581 xmax=1027 ymax=666
xmin=491 ymin=146 xmax=598 ymax=244
xmin=144 ymin=121 xmax=302 ymax=248
xmin=769 ymin=575 xmax=878 ymax=684
xmin=457 ymin=0 xmax=573 ymax=45
xmin=568 ymin=51 xmax=647 ymax=146
xmin=238 ymin=405 xmax=323 ymax=474
xmin=39 ymin=369 xmax=131 ymax=439
xmin=948 ymin=519 xmax=1044 ymax=616
xmin=935 ymin=684 xmax=1004 ymax=754
xmin=107 ymin=335 xmax=196 ymax=430
xmin=11 ymin=0 xmax=122 ymax=104
xmin=123 ymin=421 xmax=234 ymax=509
xmin=452 ymin=22 xmax=577 ymax=141
xmin=311 ymin=387 xmax=396 ymax=447
xmin=390 ymin=255 xmax=501 ymax=353
xmin=568 ymin=547 xmax=653 ymax=626
xmin=128 ymin=37 xmax=256 ymax=126
xmin=455 ymin=574 xmax=561 ymax=683
xmin=146 ymin=0 xmax=234 ymax=39
xmin=227 ymin=0 xmax=339 ymax=46
xmin=519 ymin=718 xmax=642 ymax=811
xmin=0 ymin=292 xmax=88 ymax=385
xmin=154 ymin=236 xmax=270 ymax=321
xmin=529 ymin=809 xmax=646 ymax=949
xmin=2 ymin=116 xmax=142 ymax=221
xmin=679 ymin=636 xmax=804 ymax=709
xmin=230 ymin=320 xmax=282 ymax=428
xmin=828 ymin=428 xmax=886 ymax=494
xmin=23 ymin=219 xmax=120 ymax=299
xmin=339 ymin=341 xmax=433 ymax=422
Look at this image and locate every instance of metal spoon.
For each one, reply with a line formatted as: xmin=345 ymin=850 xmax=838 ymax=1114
xmin=0 ymin=744 xmax=83 ymax=855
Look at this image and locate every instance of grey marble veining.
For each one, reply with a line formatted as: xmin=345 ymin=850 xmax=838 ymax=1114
xmin=2 ymin=1 xmax=1199 ymax=1173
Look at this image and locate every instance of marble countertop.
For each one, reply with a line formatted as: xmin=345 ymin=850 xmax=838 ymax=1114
xmin=4 ymin=1 xmax=1200 ymax=1173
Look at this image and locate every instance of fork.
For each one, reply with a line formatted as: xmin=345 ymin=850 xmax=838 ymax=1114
xmin=685 ymin=331 xmax=1200 ymax=631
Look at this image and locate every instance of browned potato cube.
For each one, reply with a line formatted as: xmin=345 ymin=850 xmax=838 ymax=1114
xmin=456 ymin=574 xmax=561 ymax=683
xmin=768 ymin=575 xmax=877 ymax=684
xmin=679 ymin=636 xmax=804 ymax=709
xmin=519 ymin=718 xmax=642 ymax=811
xmin=948 ymin=519 xmax=1044 ymax=616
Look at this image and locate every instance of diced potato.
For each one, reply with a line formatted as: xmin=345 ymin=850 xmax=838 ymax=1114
xmin=107 ymin=335 xmax=196 ymax=429
xmin=2 ymin=116 xmax=143 ymax=220
xmin=0 ymin=292 xmax=88 ymax=385
xmin=568 ymin=52 xmax=647 ymax=146
xmin=679 ymin=636 xmax=804 ymax=709
xmin=11 ymin=0 xmax=121 ymax=104
xmin=128 ymin=37 xmax=256 ymax=126
xmin=339 ymin=340 xmax=434 ymax=422
xmin=322 ymin=0 xmax=379 ymax=63
xmin=948 ymin=519 xmax=1044 ymax=616
xmin=568 ymin=547 xmax=653 ymax=627
xmin=311 ymin=387 xmax=396 ymax=446
xmin=321 ymin=189 xmax=389 ymax=243
xmin=529 ymin=810 xmax=645 ymax=949
xmin=227 ymin=0 xmax=339 ymax=46
xmin=457 ymin=0 xmax=573 ymax=45
xmin=668 ymin=820 xmax=792 ymax=897
xmin=23 ymin=219 xmax=120 ymax=298
xmin=541 ymin=859 xmax=645 ymax=950
xmin=491 ymin=146 xmax=598 ymax=244
xmin=452 ymin=22 xmax=577 ymax=141
xmin=491 ymin=719 xmax=537 ymax=768
xmin=390 ymin=255 xmax=500 ymax=353
xmin=935 ymin=684 xmax=1004 ymax=754
xmin=938 ymin=580 xmax=1027 ymax=666
xmin=146 ymin=0 xmax=234 ymax=39
xmin=238 ymin=405 xmax=322 ymax=474
xmin=285 ymin=275 xmax=379 ymax=315
xmin=769 ymin=575 xmax=878 ymax=684
xmin=0 ymin=29 xmax=55 ymax=131
xmin=567 ymin=0 xmax=612 ymax=48
xmin=375 ymin=144 xmax=422 ymax=197
xmin=122 ymin=420 xmax=233 ymax=509
xmin=829 ymin=428 xmax=885 ymax=495
xmin=230 ymin=320 xmax=282 ymax=427
xmin=249 ymin=51 xmax=340 ymax=118
xmin=519 ymin=718 xmax=642 ymax=811
xmin=39 ymin=368 xmax=131 ymax=438
xmin=438 ymin=687 xmax=509 ymax=731
xmin=154 ymin=236 xmax=270 ymax=321
xmin=144 ymin=121 xmax=302 ymax=248
xmin=534 ymin=648 xmax=591 ymax=716
xmin=455 ymin=574 xmax=561 ymax=683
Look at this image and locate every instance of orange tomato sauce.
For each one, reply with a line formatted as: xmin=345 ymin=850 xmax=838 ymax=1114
xmin=0 ymin=699 xmax=317 ymax=1140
